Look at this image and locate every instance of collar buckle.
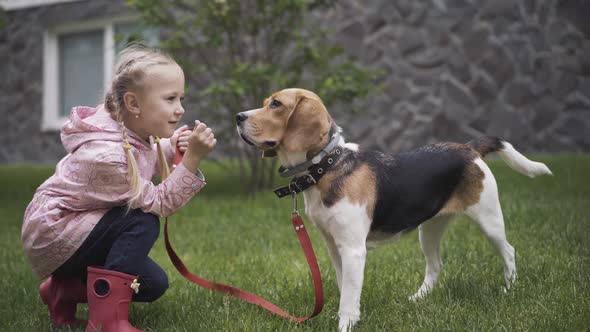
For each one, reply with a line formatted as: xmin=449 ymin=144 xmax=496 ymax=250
xmin=288 ymin=181 xmax=303 ymax=193
xmin=302 ymin=174 xmax=317 ymax=185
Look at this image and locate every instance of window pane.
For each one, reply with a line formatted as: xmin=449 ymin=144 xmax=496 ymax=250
xmin=59 ymin=30 xmax=104 ymax=117
xmin=115 ymin=23 xmax=159 ymax=54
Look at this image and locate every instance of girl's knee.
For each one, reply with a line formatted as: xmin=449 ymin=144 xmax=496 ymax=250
xmin=150 ymin=270 xmax=169 ymax=301
xmin=138 ymin=270 xmax=169 ymax=302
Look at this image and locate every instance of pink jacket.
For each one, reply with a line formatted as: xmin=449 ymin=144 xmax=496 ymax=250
xmin=22 ymin=105 xmax=206 ymax=279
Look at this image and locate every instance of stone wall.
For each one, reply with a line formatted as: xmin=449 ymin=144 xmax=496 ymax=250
xmin=0 ymin=0 xmax=588 ymax=163
xmin=322 ymin=0 xmax=590 ymax=153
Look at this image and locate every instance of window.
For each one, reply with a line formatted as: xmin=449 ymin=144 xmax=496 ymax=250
xmin=59 ymin=30 xmax=104 ymax=118
xmin=43 ymin=18 xmax=158 ymax=130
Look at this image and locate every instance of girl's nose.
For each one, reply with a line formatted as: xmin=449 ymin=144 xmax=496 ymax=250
xmin=176 ymin=106 xmax=185 ymax=115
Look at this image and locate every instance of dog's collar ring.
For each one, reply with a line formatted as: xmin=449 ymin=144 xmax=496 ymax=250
xmin=292 ymin=192 xmax=299 ymax=215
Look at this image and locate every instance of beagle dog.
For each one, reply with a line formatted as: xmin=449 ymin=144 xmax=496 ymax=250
xmin=236 ymin=88 xmax=552 ymax=331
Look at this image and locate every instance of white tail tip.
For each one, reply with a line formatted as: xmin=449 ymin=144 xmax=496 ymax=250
xmin=498 ymin=142 xmax=553 ymax=178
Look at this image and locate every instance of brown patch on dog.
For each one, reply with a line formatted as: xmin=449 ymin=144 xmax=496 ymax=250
xmin=439 ymin=159 xmax=485 ymax=215
xmin=318 ymin=163 xmax=377 ymax=219
xmin=282 ymin=96 xmax=332 ymax=156
xmin=317 ymin=171 xmax=339 ymax=200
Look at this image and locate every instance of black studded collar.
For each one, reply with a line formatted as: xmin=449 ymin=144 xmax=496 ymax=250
xmin=273 ymin=145 xmax=344 ymax=198
xmin=277 ymin=132 xmax=341 ymax=177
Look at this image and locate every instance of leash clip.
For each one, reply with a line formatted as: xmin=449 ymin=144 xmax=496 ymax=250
xmin=292 ymin=192 xmax=299 ymax=216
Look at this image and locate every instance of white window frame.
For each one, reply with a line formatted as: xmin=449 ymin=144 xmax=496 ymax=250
xmin=42 ymin=15 xmax=143 ymax=131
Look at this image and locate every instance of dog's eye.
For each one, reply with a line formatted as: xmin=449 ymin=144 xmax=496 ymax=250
xmin=270 ymin=99 xmax=282 ymax=108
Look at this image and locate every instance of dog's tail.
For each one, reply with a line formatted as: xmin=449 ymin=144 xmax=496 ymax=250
xmin=467 ymin=136 xmax=553 ymax=178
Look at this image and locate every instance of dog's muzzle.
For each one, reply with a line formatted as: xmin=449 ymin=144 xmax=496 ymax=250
xmin=236 ymin=113 xmax=255 ymax=146
xmin=236 ymin=112 xmax=248 ymax=126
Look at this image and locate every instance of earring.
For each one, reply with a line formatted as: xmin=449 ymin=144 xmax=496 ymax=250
xmin=135 ymin=114 xmax=139 ymax=119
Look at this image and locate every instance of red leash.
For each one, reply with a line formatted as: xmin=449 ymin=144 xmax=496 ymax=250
xmin=164 ymin=213 xmax=323 ymax=322
xmin=166 ymin=146 xmax=323 ymax=321
xmin=164 ymin=144 xmax=324 ymax=323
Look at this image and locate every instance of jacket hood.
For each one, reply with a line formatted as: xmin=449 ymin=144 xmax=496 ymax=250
xmin=60 ymin=105 xmax=150 ymax=153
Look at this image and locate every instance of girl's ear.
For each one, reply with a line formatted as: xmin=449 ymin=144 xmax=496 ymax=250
xmin=123 ymin=91 xmax=141 ymax=116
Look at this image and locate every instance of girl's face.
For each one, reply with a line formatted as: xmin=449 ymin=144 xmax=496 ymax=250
xmin=132 ymin=63 xmax=186 ymax=140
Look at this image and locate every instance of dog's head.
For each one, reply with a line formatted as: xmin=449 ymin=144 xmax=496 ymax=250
xmin=236 ymin=88 xmax=334 ymax=158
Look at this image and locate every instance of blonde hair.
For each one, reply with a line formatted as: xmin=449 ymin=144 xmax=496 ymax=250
xmin=104 ymin=43 xmax=176 ymax=207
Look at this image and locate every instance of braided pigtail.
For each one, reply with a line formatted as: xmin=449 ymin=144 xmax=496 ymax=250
xmin=113 ymin=89 xmax=143 ymax=208
xmin=155 ymin=137 xmax=170 ymax=180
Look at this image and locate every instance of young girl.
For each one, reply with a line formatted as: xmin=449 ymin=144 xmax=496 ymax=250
xmin=22 ymin=44 xmax=216 ymax=331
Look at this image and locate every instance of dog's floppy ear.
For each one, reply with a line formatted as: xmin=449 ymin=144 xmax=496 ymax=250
xmin=282 ymin=94 xmax=331 ymax=153
xmin=262 ymin=149 xmax=277 ymax=158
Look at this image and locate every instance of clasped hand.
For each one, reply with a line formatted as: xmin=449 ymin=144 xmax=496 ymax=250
xmin=171 ymin=121 xmax=216 ymax=172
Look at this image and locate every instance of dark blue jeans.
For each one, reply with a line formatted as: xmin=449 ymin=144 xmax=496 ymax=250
xmin=53 ymin=207 xmax=169 ymax=302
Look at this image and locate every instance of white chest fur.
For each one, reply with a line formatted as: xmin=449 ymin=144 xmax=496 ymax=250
xmin=303 ymin=187 xmax=390 ymax=249
xmin=303 ymin=185 xmax=406 ymax=251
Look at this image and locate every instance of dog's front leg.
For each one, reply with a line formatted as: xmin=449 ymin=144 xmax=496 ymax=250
xmin=336 ymin=244 xmax=366 ymax=332
xmin=318 ymin=228 xmax=343 ymax=292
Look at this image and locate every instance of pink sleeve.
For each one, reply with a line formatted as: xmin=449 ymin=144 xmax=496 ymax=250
xmin=129 ymin=162 xmax=206 ymax=217
xmin=68 ymin=155 xmax=205 ymax=217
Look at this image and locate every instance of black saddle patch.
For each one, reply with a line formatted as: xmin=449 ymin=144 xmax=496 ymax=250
xmin=359 ymin=145 xmax=468 ymax=234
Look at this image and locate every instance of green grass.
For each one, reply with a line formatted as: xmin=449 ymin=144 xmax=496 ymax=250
xmin=1 ymin=155 xmax=589 ymax=331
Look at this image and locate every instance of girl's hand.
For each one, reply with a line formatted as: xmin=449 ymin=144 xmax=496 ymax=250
xmin=182 ymin=120 xmax=217 ymax=173
xmin=170 ymin=125 xmax=190 ymax=152
xmin=170 ymin=125 xmax=192 ymax=154
xmin=186 ymin=120 xmax=216 ymax=159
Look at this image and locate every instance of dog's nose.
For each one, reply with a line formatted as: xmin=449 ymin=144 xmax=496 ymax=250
xmin=236 ymin=113 xmax=248 ymax=125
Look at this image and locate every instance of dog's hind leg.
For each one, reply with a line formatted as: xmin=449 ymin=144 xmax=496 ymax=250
xmin=410 ymin=216 xmax=451 ymax=301
xmin=466 ymin=159 xmax=517 ymax=289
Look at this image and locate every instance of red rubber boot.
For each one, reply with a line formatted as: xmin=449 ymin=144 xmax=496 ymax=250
xmin=85 ymin=267 xmax=144 ymax=332
xmin=39 ymin=275 xmax=87 ymax=328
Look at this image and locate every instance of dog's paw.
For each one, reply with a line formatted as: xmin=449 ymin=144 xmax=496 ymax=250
xmin=502 ymin=282 xmax=515 ymax=294
xmin=503 ymin=272 xmax=517 ymax=294
xmin=409 ymin=288 xmax=430 ymax=302
xmin=338 ymin=315 xmax=359 ymax=332
xmin=505 ymin=272 xmax=517 ymax=288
